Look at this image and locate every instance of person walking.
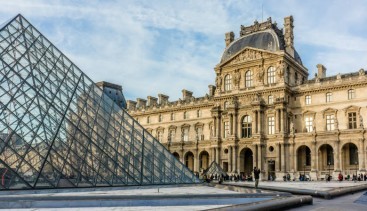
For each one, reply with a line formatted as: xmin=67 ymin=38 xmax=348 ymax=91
xmin=254 ymin=167 xmax=261 ymax=189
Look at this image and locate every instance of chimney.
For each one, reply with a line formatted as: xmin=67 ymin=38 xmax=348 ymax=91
xmin=317 ymin=64 xmax=327 ymax=79
xmin=284 ymin=16 xmax=294 ymax=57
xmin=208 ymin=85 xmax=215 ymax=97
xmin=136 ymin=98 xmax=147 ymax=109
xmin=182 ymin=89 xmax=193 ymax=100
xmin=158 ymin=93 xmax=169 ymax=105
xmin=225 ymin=31 xmax=234 ymax=47
xmin=126 ymin=100 xmax=137 ymax=110
xmin=147 ymin=96 xmax=158 ymax=107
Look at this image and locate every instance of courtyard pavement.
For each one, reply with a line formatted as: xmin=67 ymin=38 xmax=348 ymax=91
xmin=0 ymin=184 xmax=303 ymax=210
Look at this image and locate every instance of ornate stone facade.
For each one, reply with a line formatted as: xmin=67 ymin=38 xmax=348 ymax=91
xmin=126 ymin=16 xmax=367 ymax=181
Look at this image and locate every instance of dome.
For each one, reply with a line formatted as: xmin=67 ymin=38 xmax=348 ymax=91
xmin=220 ymin=28 xmax=302 ymax=64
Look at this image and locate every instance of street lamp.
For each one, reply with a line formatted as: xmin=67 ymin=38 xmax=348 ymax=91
xmin=328 ymin=162 xmax=331 ymax=182
xmin=303 ymin=163 xmax=306 ymax=181
xmin=355 ymin=161 xmax=358 ymax=182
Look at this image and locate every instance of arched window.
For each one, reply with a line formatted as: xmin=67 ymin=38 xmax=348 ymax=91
xmin=224 ymin=74 xmax=232 ymax=91
xmin=267 ymin=66 xmax=276 ymax=84
xmin=242 ymin=115 xmax=252 ymax=138
xmin=245 ymin=70 xmax=253 ymax=87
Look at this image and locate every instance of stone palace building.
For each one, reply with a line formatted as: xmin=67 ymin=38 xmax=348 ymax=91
xmin=126 ymin=16 xmax=367 ymax=181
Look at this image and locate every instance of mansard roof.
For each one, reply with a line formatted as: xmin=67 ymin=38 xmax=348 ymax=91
xmin=220 ymin=18 xmax=302 ymax=65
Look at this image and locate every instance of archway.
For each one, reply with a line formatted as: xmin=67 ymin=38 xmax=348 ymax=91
xmin=172 ymin=152 xmax=180 ymax=161
xmin=199 ymin=151 xmax=209 ymax=171
xmin=185 ymin=151 xmax=194 ymax=171
xmin=239 ymin=148 xmax=253 ymax=175
xmin=318 ymin=144 xmax=334 ymax=172
xmin=341 ymin=143 xmax=358 ymax=175
xmin=297 ymin=145 xmax=311 ymax=172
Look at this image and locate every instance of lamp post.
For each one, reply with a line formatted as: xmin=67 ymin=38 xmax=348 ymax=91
xmin=355 ymin=161 xmax=358 ymax=182
xmin=303 ymin=163 xmax=306 ymax=181
xmin=328 ymin=162 xmax=331 ymax=182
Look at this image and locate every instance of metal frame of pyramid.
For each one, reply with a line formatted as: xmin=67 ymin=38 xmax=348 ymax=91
xmin=203 ymin=161 xmax=228 ymax=177
xmin=0 ymin=14 xmax=199 ymax=190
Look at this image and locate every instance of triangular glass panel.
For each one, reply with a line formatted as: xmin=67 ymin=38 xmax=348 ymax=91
xmin=0 ymin=14 xmax=199 ymax=190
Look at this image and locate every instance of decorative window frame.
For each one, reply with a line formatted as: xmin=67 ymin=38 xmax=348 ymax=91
xmin=181 ymin=124 xmax=190 ymax=142
xmin=194 ymin=122 xmax=204 ymax=141
xmin=302 ymin=110 xmax=316 ymax=132
xmin=343 ymin=105 xmax=361 ymax=129
xmin=322 ymin=108 xmax=338 ymax=131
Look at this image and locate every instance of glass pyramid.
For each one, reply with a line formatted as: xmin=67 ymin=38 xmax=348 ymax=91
xmin=0 ymin=14 xmax=199 ymax=190
xmin=203 ymin=161 xmax=228 ymax=177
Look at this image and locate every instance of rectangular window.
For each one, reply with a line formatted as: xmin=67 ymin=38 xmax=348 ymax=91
xmin=348 ymin=112 xmax=357 ymax=129
xmin=305 ymin=95 xmax=311 ymax=105
xmin=224 ymin=121 xmax=230 ymax=138
xmin=268 ymin=116 xmax=275 ymax=134
xmin=268 ymin=95 xmax=273 ymax=104
xmin=157 ymin=131 xmax=163 ymax=142
xmin=326 ymin=114 xmax=335 ymax=131
xmin=305 ymin=116 xmax=313 ymax=132
xmin=169 ymin=130 xmax=175 ymax=142
xmin=326 ymin=92 xmax=332 ymax=102
xmin=197 ymin=127 xmax=203 ymax=140
xmin=348 ymin=89 xmax=355 ymax=100
xmin=183 ymin=128 xmax=189 ymax=141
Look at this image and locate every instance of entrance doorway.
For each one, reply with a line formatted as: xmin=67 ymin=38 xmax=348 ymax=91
xmin=268 ymin=160 xmax=275 ymax=180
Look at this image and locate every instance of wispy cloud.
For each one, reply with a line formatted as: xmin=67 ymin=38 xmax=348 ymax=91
xmin=1 ymin=0 xmax=367 ymax=101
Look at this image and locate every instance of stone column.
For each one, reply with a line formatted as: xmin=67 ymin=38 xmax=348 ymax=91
xmin=257 ymin=110 xmax=262 ymax=134
xmin=233 ymin=146 xmax=237 ymax=173
xmin=281 ymin=143 xmax=285 ymax=172
xmin=228 ymin=146 xmax=232 ymax=172
xmin=290 ymin=143 xmax=295 ymax=172
xmin=361 ymin=138 xmax=366 ymax=170
xmin=276 ymin=143 xmax=281 ymax=172
xmin=280 ymin=109 xmax=284 ymax=133
xmin=211 ymin=147 xmax=215 ymax=163
xmin=334 ymin=141 xmax=340 ymax=171
xmin=293 ymin=143 xmax=297 ymax=172
xmin=213 ymin=117 xmax=217 ymax=137
xmin=216 ymin=147 xmax=220 ymax=164
xmin=311 ymin=141 xmax=317 ymax=171
xmin=194 ymin=149 xmax=198 ymax=172
xmin=230 ymin=114 xmax=233 ymax=135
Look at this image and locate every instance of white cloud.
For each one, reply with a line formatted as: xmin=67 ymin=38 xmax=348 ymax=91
xmin=1 ymin=0 xmax=367 ymax=101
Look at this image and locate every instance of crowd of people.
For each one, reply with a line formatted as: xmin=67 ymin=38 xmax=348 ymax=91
xmin=337 ymin=172 xmax=367 ymax=181
xmin=201 ymin=173 xmax=254 ymax=183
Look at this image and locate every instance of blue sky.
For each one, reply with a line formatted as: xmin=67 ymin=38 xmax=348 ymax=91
xmin=1 ymin=0 xmax=367 ymax=101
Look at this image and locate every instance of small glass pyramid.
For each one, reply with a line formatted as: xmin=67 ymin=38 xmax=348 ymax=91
xmin=0 ymin=14 xmax=199 ymax=190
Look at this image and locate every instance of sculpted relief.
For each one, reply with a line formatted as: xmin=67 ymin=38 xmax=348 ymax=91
xmin=228 ymin=49 xmax=264 ymax=65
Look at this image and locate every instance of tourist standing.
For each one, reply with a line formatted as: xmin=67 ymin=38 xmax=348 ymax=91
xmin=254 ymin=167 xmax=261 ymax=189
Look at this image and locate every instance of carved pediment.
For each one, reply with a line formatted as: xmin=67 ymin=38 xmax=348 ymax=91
xmin=220 ymin=47 xmax=279 ymax=67
xmin=321 ymin=108 xmax=337 ymax=118
xmin=302 ymin=110 xmax=316 ymax=118
xmin=343 ymin=105 xmax=361 ymax=115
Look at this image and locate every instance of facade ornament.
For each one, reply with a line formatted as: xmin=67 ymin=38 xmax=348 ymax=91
xmin=335 ymin=118 xmax=339 ymax=130
xmin=359 ymin=68 xmax=365 ymax=76
xmin=290 ymin=120 xmax=294 ymax=135
xmin=360 ymin=115 xmax=364 ymax=128
xmin=216 ymin=75 xmax=222 ymax=89
xmin=256 ymin=65 xmax=264 ymax=82
xmin=336 ymin=73 xmax=341 ymax=80
xmin=232 ymin=69 xmax=241 ymax=87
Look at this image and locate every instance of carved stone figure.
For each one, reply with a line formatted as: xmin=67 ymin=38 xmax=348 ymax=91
xmin=216 ymin=75 xmax=222 ymax=88
xmin=337 ymin=73 xmax=341 ymax=80
xmin=233 ymin=69 xmax=241 ymax=86
xmin=359 ymin=68 xmax=365 ymax=76
xmin=360 ymin=115 xmax=364 ymax=128
xmin=290 ymin=121 xmax=294 ymax=134
xmin=256 ymin=65 xmax=264 ymax=82
xmin=277 ymin=61 xmax=286 ymax=77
